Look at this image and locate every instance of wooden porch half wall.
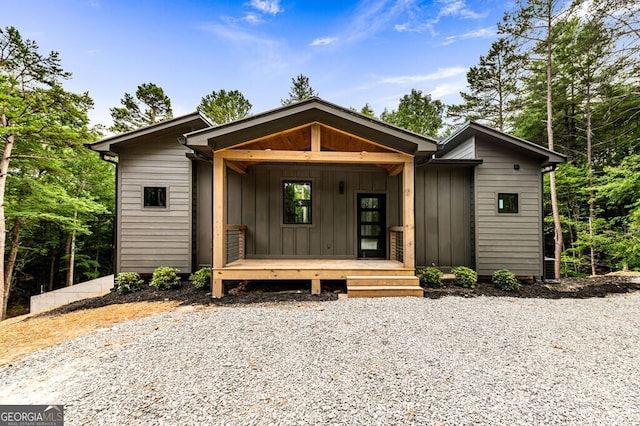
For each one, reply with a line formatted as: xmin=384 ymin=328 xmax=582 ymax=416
xmin=211 ymin=123 xmax=416 ymax=297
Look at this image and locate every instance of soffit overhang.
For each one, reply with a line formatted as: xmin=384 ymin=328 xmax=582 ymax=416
xmin=438 ymin=122 xmax=567 ymax=167
xmin=185 ymin=98 xmax=438 ymax=155
xmin=86 ymin=112 xmax=212 ymax=156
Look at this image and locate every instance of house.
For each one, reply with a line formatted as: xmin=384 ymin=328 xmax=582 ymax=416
xmin=89 ymin=98 xmax=565 ymax=297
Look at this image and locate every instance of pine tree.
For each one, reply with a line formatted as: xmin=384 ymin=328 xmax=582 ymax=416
xmin=501 ymin=0 xmax=565 ymax=279
xmin=448 ymin=38 xmax=522 ymax=132
xmin=281 ymin=74 xmax=318 ymax=106
xmin=197 ymin=89 xmax=252 ymax=124
xmin=110 ymin=83 xmax=172 ymax=132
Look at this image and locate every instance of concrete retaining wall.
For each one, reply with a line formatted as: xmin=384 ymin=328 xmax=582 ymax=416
xmin=30 ymin=275 xmax=114 ymax=314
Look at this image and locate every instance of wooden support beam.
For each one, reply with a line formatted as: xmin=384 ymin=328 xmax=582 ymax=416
xmin=212 ymin=279 xmax=223 ymax=298
xmin=212 ymin=156 xmax=227 ymax=270
xmin=311 ymin=123 xmax=321 ymax=152
xmin=388 ymin=164 xmax=404 ymax=177
xmin=402 ymin=160 xmax=415 ymax=269
xmin=216 ymin=149 xmax=410 ymax=164
xmin=226 ymin=160 xmax=247 ymax=175
xmin=311 ymin=278 xmax=321 ymax=295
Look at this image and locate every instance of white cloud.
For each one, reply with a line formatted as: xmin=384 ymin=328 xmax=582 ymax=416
xmin=249 ymin=0 xmax=283 ymax=15
xmin=310 ymin=37 xmax=339 ymax=46
xmin=243 ymin=12 xmax=264 ymax=24
xmin=394 ymin=0 xmax=487 ymax=34
xmin=441 ymin=26 xmax=495 ymax=45
xmin=344 ymin=0 xmax=417 ymax=42
xmin=430 ymin=81 xmax=465 ymax=99
xmin=198 ymin=23 xmax=291 ymax=73
xmin=376 ymin=67 xmax=467 ymax=85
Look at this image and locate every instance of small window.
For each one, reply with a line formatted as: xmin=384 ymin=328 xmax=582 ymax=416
xmin=144 ymin=186 xmax=167 ymax=208
xmin=283 ymin=181 xmax=311 ymax=224
xmin=498 ymin=193 xmax=518 ymax=214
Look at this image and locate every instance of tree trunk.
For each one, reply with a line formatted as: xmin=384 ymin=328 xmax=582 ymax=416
xmin=65 ymin=180 xmax=86 ymax=287
xmin=545 ymin=6 xmax=563 ymax=280
xmin=49 ymin=251 xmax=56 ymax=291
xmin=0 ymin=113 xmax=15 ymax=320
xmin=5 ymin=218 xmax=24 ymax=298
xmin=65 ymin=230 xmax=75 ymax=287
xmin=586 ymin=83 xmax=596 ymax=276
xmin=65 ymin=226 xmax=77 ymax=287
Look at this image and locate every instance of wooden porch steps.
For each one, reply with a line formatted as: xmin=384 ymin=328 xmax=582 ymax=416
xmin=346 ymin=276 xmax=424 ymax=298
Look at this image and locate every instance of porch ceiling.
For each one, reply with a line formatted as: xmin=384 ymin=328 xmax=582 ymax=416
xmin=219 ymin=122 xmax=408 ymax=174
xmin=237 ymin=123 xmax=393 ymax=153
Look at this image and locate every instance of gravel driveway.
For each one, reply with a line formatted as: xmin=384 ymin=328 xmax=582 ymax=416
xmin=1 ymin=294 xmax=639 ymax=425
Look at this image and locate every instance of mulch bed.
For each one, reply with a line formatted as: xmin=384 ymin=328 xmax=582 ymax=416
xmin=424 ymin=275 xmax=640 ymax=299
xmin=42 ymin=275 xmax=640 ymax=317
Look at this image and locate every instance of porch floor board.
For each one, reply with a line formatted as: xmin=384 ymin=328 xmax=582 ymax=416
xmin=212 ymin=259 xmax=419 ymax=298
xmin=213 ymin=259 xmax=415 ymax=280
xmin=213 ymin=259 xmax=415 ymax=281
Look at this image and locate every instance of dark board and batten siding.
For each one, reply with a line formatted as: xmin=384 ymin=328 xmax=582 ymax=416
xmin=117 ymin=140 xmax=193 ymax=273
xmin=474 ymin=137 xmax=543 ymax=276
xmin=238 ymin=164 xmax=401 ymax=258
xmin=415 ymin=166 xmax=472 ymax=270
xmin=195 ymin=161 xmax=213 ymax=268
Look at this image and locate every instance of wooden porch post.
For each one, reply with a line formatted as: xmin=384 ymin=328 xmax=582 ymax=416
xmin=212 ymin=156 xmax=227 ymax=298
xmin=402 ymin=160 xmax=415 ymax=269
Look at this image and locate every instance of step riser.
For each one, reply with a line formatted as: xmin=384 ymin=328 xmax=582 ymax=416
xmin=347 ymin=289 xmax=424 ymax=298
xmin=346 ymin=275 xmax=423 ymax=298
xmin=347 ymin=276 xmax=420 ymax=287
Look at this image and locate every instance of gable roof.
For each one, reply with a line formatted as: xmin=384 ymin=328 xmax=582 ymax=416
xmin=87 ymin=112 xmax=212 ymax=155
xmin=437 ymin=121 xmax=567 ymax=166
xmin=185 ymin=97 xmax=439 ymax=155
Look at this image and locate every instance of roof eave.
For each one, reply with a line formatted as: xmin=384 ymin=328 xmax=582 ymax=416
xmin=87 ymin=111 xmax=212 ymax=153
xmin=185 ymin=98 xmax=439 ymax=155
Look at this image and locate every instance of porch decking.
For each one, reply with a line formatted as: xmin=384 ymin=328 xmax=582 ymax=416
xmin=212 ymin=259 xmax=422 ymax=298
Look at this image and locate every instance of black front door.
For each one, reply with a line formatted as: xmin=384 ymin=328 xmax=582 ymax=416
xmin=357 ymin=194 xmax=386 ymax=258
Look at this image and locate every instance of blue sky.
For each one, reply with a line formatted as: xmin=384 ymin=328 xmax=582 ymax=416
xmin=2 ymin=0 xmax=512 ymax=127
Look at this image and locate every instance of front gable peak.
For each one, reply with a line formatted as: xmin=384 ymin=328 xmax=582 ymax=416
xmin=185 ymin=97 xmax=438 ymax=155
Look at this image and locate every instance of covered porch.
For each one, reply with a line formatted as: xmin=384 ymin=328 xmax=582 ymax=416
xmin=184 ymin=99 xmax=438 ymax=297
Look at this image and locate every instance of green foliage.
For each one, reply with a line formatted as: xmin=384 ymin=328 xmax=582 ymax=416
xmin=451 ymin=266 xmax=478 ymax=289
xmin=381 ymin=89 xmax=444 ymax=137
xmin=491 ymin=269 xmax=521 ymax=291
xmin=189 ymin=267 xmax=211 ymax=289
xmin=114 ymin=272 xmax=144 ymax=294
xmin=149 ymin=266 xmax=181 ymax=290
xmin=109 ymin=82 xmax=172 ymax=132
xmin=359 ymin=103 xmax=376 ymax=118
xmin=281 ymin=74 xmax=318 ymax=106
xmin=418 ymin=267 xmax=444 ymax=288
xmin=197 ymin=89 xmax=252 ymax=125
xmin=1 ymin=26 xmax=101 ymax=319
xmin=448 ymin=38 xmax=522 ymax=131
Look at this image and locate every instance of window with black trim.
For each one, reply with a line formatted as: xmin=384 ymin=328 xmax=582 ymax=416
xmin=498 ymin=193 xmax=518 ymax=213
xmin=144 ymin=186 xmax=167 ymax=208
xmin=283 ymin=181 xmax=311 ymax=224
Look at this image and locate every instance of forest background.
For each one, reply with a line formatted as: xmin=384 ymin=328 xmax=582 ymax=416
xmin=1 ymin=0 xmax=638 ymax=318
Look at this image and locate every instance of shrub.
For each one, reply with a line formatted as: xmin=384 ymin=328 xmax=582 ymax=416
xmin=492 ymin=269 xmax=521 ymax=291
xmin=189 ymin=267 xmax=211 ymax=289
xmin=418 ymin=267 xmax=444 ymax=288
xmin=452 ymin=266 xmax=478 ymax=288
xmin=150 ymin=266 xmax=181 ymax=290
xmin=114 ymin=272 xmax=144 ymax=294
